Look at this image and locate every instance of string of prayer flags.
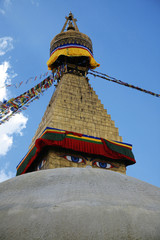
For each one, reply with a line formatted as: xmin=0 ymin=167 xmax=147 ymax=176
xmin=89 ymin=70 xmax=160 ymax=98
xmin=0 ymin=72 xmax=49 ymax=89
xmin=0 ymin=75 xmax=53 ymax=124
xmin=0 ymin=64 xmax=66 ymax=125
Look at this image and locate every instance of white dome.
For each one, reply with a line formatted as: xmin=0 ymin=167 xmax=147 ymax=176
xmin=0 ymin=168 xmax=160 ymax=239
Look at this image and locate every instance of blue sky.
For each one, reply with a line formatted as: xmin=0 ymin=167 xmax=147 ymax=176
xmin=0 ymin=0 xmax=160 ymax=187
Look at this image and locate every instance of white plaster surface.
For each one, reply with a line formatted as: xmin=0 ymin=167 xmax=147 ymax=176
xmin=0 ymin=168 xmax=160 ymax=240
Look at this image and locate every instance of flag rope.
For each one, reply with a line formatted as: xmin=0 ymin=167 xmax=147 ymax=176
xmin=88 ymin=69 xmax=160 ymax=98
xmin=1 ymin=65 xmax=159 ymax=126
xmin=0 ymin=72 xmax=49 ymax=89
xmin=0 ymin=65 xmax=66 ymax=125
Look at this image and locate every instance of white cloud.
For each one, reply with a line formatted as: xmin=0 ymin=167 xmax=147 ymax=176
xmin=0 ymin=37 xmax=13 ymax=56
xmin=0 ymin=113 xmax=28 ymax=156
xmin=0 ymin=61 xmax=10 ymax=101
xmin=0 ymin=61 xmax=28 ymax=156
xmin=4 ymin=0 xmax=12 ymax=8
xmin=31 ymin=0 xmax=39 ymax=7
xmin=0 ymin=168 xmax=14 ymax=182
xmin=0 ymin=8 xmax=5 ymax=15
xmin=0 ymin=0 xmax=12 ymax=14
xmin=0 ymin=44 xmax=28 ymax=156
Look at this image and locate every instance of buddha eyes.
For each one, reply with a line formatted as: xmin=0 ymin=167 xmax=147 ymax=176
xmin=37 ymin=159 xmax=46 ymax=171
xmin=93 ymin=161 xmax=113 ymax=169
xmin=64 ymin=156 xmax=85 ymax=164
xmin=62 ymin=155 xmax=115 ymax=169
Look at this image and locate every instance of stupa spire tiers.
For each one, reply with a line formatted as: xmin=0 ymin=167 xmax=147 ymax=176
xmin=16 ymin=13 xmax=135 ymax=176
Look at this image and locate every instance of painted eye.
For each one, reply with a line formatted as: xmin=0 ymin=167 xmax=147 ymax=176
xmin=94 ymin=161 xmax=113 ymax=169
xmin=37 ymin=160 xmax=46 ymax=171
xmin=65 ymin=156 xmax=85 ymax=164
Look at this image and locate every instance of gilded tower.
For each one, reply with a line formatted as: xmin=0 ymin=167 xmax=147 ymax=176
xmin=16 ymin=13 xmax=135 ymax=176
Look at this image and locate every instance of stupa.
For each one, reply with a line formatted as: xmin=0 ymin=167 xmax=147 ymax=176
xmin=0 ymin=13 xmax=160 ymax=240
xmin=16 ymin=12 xmax=135 ymax=176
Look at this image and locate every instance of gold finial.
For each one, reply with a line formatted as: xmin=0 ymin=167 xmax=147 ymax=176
xmin=67 ymin=20 xmax=75 ymax=31
xmin=61 ymin=12 xmax=79 ymax=33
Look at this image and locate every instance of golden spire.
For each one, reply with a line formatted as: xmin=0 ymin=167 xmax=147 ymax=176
xmin=61 ymin=12 xmax=79 ymax=32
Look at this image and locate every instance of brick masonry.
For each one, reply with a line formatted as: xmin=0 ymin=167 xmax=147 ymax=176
xmin=30 ymin=73 xmax=126 ymax=174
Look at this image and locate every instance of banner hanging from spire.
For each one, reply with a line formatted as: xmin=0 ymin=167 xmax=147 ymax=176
xmin=0 ymin=65 xmax=66 ymax=125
